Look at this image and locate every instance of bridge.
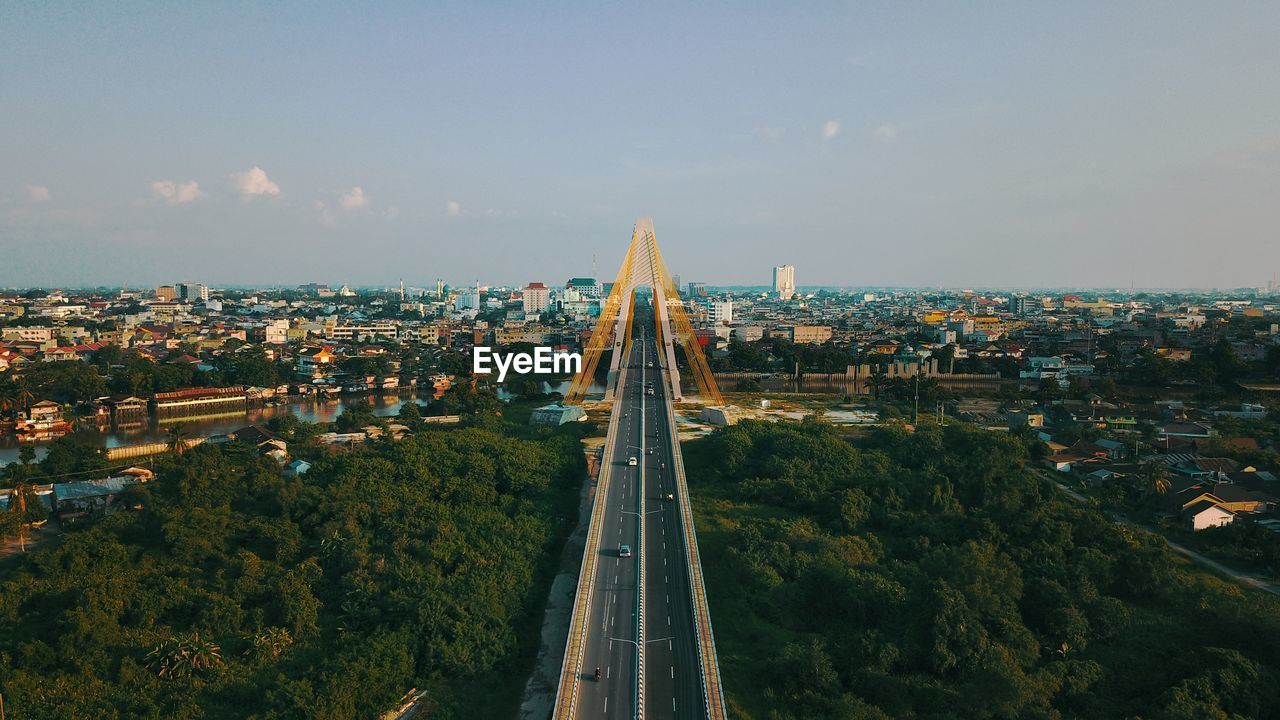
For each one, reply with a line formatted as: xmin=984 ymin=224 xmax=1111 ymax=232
xmin=554 ymin=220 xmax=726 ymax=719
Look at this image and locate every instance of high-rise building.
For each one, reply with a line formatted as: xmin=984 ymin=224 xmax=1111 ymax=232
xmin=709 ymin=299 xmax=734 ymax=325
xmin=177 ymin=282 xmax=209 ymax=303
xmin=454 ymin=286 xmax=480 ymax=311
xmin=566 ymin=277 xmax=601 ymax=299
xmin=156 ymin=285 xmax=177 ymax=301
xmin=1010 ymin=294 xmax=1031 ymax=316
xmin=522 ymin=282 xmax=550 ymax=314
xmin=687 ymin=282 xmax=707 ymax=297
xmin=773 ymin=265 xmax=796 ymax=300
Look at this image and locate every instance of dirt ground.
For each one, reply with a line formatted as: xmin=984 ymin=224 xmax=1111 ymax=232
xmin=0 ymin=518 xmax=62 ymax=560
xmin=516 ymin=438 xmax=602 ymax=720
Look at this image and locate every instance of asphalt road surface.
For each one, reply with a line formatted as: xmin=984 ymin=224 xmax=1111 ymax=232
xmin=575 ymin=311 xmax=705 ymax=719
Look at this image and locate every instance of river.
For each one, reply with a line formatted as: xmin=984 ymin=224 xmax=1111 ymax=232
xmin=0 ymin=379 xmax=590 ymax=467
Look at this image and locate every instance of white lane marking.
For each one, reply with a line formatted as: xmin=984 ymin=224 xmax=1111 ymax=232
xmin=604 ymin=697 xmax=608 ymax=713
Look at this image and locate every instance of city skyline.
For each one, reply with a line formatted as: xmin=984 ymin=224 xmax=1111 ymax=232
xmin=4 ymin=3 xmax=1280 ymax=288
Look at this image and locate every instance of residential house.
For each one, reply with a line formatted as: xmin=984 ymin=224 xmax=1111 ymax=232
xmin=1183 ymin=500 xmax=1235 ymax=531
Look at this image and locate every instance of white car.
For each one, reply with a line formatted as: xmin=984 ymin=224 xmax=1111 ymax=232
xmin=619 ymin=544 xmax=632 ymax=558
xmin=628 ymin=456 xmax=637 ymax=466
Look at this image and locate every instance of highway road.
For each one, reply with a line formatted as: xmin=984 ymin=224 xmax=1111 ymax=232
xmin=576 ymin=306 xmax=706 ymax=719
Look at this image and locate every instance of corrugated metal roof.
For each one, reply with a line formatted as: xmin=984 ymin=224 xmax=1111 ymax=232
xmin=53 ymin=477 xmax=137 ymax=502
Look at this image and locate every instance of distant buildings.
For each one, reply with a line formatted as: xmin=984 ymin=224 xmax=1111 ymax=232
xmin=264 ymin=319 xmax=290 ymax=344
xmin=776 ymin=324 xmax=831 ymax=344
xmin=454 ymin=282 xmax=481 ymax=312
xmin=709 ymin=299 xmax=734 ymax=325
xmin=522 ymin=282 xmax=550 ymax=314
xmin=566 ymin=277 xmax=601 ymax=299
xmin=177 ymin=282 xmax=209 ymax=303
xmin=773 ymin=265 xmax=796 ymax=300
xmin=327 ymin=322 xmax=398 ymax=342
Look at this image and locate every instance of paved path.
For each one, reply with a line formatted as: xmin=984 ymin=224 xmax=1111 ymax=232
xmin=1041 ymin=471 xmax=1280 ymax=596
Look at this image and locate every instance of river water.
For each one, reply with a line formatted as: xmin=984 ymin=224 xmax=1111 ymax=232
xmin=0 ymin=379 xmax=590 ymax=467
xmin=0 ymin=393 xmax=424 ymax=467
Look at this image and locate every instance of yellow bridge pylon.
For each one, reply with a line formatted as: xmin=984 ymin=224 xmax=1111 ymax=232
xmin=564 ymin=219 xmax=723 ymax=406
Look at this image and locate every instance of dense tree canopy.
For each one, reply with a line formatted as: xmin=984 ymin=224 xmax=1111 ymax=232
xmin=0 ymin=421 xmax=584 ymax=719
xmin=688 ymin=419 xmax=1280 ymax=719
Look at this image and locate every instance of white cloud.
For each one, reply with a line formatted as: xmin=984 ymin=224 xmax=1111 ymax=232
xmin=338 ymin=186 xmax=369 ymax=210
xmin=230 ymin=166 xmax=280 ymax=197
xmin=447 ymin=200 xmax=461 ymax=216
xmin=822 ymin=120 xmax=840 ymax=141
xmin=872 ymin=125 xmax=899 ymax=144
xmin=313 ymin=200 xmax=337 ymax=227
xmin=27 ymin=185 xmax=50 ymax=203
xmin=151 ymin=179 xmax=205 ymax=205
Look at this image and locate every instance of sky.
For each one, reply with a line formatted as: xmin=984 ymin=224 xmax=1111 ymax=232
xmin=2 ymin=2 xmax=1279 ymax=290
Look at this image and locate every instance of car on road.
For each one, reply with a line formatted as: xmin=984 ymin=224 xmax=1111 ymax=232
xmin=664 ymin=493 xmax=674 ymax=501
xmin=619 ymin=544 xmax=632 ymax=558
xmin=647 ymin=361 xmax=654 ymax=368
xmin=628 ymin=456 xmax=637 ymax=466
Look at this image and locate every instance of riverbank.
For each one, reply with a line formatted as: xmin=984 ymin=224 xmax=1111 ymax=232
xmin=0 ymin=392 xmax=426 ymax=466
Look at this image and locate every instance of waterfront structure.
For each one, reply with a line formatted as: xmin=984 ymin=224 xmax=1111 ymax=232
xmin=151 ymin=386 xmax=248 ymax=416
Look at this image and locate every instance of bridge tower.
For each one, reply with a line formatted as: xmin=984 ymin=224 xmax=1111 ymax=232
xmin=565 ymin=219 xmax=722 ymax=406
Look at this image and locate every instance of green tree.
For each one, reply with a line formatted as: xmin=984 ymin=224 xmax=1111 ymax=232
xmin=145 ymin=633 xmax=224 ymax=679
xmin=1139 ymin=460 xmax=1172 ymax=499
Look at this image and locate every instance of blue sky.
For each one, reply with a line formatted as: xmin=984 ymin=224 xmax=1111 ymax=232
xmin=2 ymin=2 xmax=1278 ymax=289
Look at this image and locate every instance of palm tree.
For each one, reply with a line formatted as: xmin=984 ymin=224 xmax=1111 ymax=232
xmin=145 ymin=633 xmax=223 ymax=679
xmin=868 ymin=366 xmax=887 ymax=400
xmin=9 ymin=478 xmax=30 ymax=553
xmin=166 ymin=423 xmax=194 ymax=455
xmin=1138 ymin=460 xmax=1171 ymax=498
xmin=244 ymin=626 xmax=294 ymax=660
xmin=13 ymin=378 xmax=36 ymax=413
